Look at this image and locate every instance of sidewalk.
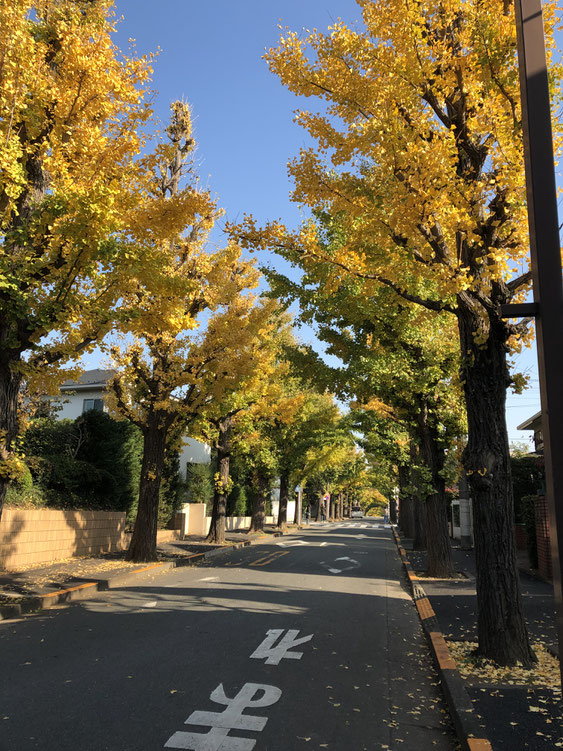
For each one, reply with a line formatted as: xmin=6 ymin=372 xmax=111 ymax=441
xmin=401 ymin=535 xmax=562 ymax=750
xmin=0 ymin=526 xmax=286 ymax=620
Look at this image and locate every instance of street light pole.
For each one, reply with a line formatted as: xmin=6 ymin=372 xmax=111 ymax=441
xmin=508 ymin=0 xmax=563 ymax=677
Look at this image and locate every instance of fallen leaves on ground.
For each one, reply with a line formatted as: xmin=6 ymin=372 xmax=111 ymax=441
xmin=414 ymin=570 xmax=466 ymax=581
xmin=1 ymin=555 xmax=152 ymax=592
xmin=447 ymin=640 xmax=561 ymax=690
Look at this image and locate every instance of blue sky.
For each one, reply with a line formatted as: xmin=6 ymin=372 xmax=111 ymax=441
xmin=103 ymin=0 xmax=544 ymax=445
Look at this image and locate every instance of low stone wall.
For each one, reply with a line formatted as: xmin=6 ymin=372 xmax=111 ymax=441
xmin=0 ymin=508 xmax=127 ymax=571
xmin=156 ymin=529 xmax=180 ymax=544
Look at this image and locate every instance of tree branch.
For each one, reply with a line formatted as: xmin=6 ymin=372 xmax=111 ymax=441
xmin=507 ymin=270 xmax=532 ymax=293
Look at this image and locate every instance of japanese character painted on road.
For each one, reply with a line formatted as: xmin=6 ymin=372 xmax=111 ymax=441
xmin=250 ymin=629 xmax=314 ymax=665
xmin=164 ymin=682 xmax=282 ymax=751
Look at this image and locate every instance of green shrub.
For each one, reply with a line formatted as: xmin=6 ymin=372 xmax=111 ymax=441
xmin=21 ymin=412 xmax=143 ymax=514
xmin=14 ymin=463 xmax=33 ymax=492
xmin=5 ymin=484 xmax=46 ymax=508
xmin=227 ymin=485 xmax=247 ymax=517
xmin=511 ymin=454 xmax=545 ymax=523
xmin=25 ymin=455 xmax=52 ymax=487
xmin=158 ymin=448 xmax=183 ymax=529
xmin=21 ymin=417 xmax=76 ymax=460
xmin=76 ymin=411 xmax=143 ymax=515
xmin=185 ymin=462 xmax=213 ymax=510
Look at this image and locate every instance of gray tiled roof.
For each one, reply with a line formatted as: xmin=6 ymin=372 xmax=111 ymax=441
xmin=60 ymin=369 xmax=117 ymax=390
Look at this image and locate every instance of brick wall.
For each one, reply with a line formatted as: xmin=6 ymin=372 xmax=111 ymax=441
xmin=0 ymin=508 xmax=127 ymax=571
xmin=534 ymin=495 xmax=552 ymax=581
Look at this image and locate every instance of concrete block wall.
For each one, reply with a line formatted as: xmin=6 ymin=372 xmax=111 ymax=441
xmin=178 ymin=503 xmax=276 ymax=538
xmin=0 ymin=508 xmax=127 ymax=571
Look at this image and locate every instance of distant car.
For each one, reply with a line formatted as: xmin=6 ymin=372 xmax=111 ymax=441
xmin=350 ymin=506 xmax=363 ymax=518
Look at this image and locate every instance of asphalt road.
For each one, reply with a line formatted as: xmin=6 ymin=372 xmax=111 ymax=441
xmin=0 ymin=519 xmax=457 ymax=750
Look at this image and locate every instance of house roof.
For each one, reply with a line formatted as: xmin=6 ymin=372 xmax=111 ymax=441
xmin=60 ymin=369 xmax=117 ymax=392
xmin=517 ymin=410 xmax=542 ymax=431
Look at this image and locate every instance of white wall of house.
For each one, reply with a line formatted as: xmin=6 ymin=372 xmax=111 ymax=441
xmin=52 ymin=372 xmax=211 ymax=473
xmin=179 ymin=437 xmax=212 ymax=477
xmin=53 ymin=389 xmax=107 ymax=420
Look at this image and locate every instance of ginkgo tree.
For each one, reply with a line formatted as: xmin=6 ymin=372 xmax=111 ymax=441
xmin=265 ymin=242 xmax=464 ymax=576
xmin=193 ymin=314 xmax=295 ymax=545
xmin=298 ymin=422 xmax=357 ymax=521
xmin=227 ymin=377 xmax=307 ymax=535
xmin=351 ymin=407 xmax=405 ymax=520
xmin=232 ymin=0 xmax=559 ymax=666
xmin=0 ymin=0 xmax=152 ymax=519
xmin=270 ymin=386 xmax=340 ymax=529
xmin=106 ymin=102 xmax=278 ymax=562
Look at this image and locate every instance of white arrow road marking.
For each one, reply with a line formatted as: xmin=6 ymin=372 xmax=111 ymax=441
xmin=250 ymin=628 xmax=314 ymax=665
xmin=275 ymin=539 xmax=309 ymax=547
xmin=319 ymin=557 xmax=361 ymax=575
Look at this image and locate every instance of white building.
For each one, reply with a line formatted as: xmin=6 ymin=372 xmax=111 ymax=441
xmin=56 ymin=369 xmax=115 ymax=420
xmin=53 ymin=369 xmax=211 ymax=475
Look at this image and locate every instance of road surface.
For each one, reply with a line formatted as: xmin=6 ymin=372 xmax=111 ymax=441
xmin=0 ymin=519 xmax=456 ymax=750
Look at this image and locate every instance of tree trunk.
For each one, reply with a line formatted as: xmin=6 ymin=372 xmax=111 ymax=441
xmin=337 ymin=492 xmax=343 ymax=520
xmin=207 ymin=418 xmax=232 ymax=545
xmin=413 ymin=495 xmax=427 ymax=551
xmin=277 ymin=468 xmax=290 ymax=531
xmin=0 ymin=363 xmax=23 ymax=522
xmin=315 ymin=494 xmax=323 ymax=521
xmin=458 ymin=302 xmax=535 ymax=666
xmin=410 ymin=444 xmax=427 ymax=551
xmin=397 ymin=463 xmax=414 ymax=537
xmin=416 ymin=406 xmax=453 ymax=577
xmin=389 ymin=495 xmax=397 ymax=524
xmin=249 ymin=473 xmax=268 ymax=533
xmin=328 ymin=493 xmax=335 ymax=521
xmin=127 ymin=425 xmax=168 ymax=562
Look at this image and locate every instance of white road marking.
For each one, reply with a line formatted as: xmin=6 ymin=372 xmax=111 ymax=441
xmin=164 ymin=682 xmax=282 ymax=750
xmin=199 ymin=577 xmax=219 ymax=582
xmin=319 ymin=557 xmax=361 ymax=575
xmin=275 ymin=539 xmax=308 ymax=547
xmin=250 ymin=628 xmax=314 ymax=665
xmin=142 ymin=601 xmax=157 ymax=608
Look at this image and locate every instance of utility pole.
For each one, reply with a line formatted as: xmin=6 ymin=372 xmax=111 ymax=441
xmin=503 ymin=0 xmax=563 ymax=679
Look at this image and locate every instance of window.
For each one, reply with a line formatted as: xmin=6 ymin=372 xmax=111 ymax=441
xmin=83 ymin=398 xmax=104 ymax=413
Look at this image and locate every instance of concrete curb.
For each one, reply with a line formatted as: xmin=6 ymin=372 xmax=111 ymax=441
xmin=392 ymin=527 xmax=493 ymax=751
xmin=0 ymin=531 xmax=284 ymax=622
